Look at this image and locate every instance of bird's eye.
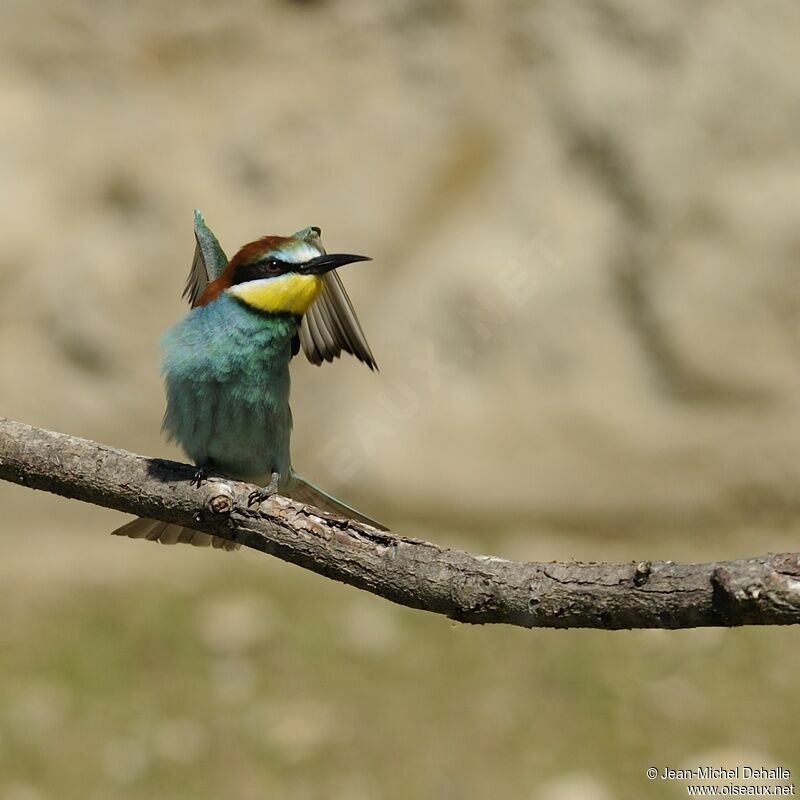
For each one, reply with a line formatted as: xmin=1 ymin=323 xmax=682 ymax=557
xmin=264 ymin=259 xmax=282 ymax=275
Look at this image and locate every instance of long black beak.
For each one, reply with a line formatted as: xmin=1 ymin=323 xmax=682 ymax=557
xmin=300 ymin=253 xmax=371 ymax=275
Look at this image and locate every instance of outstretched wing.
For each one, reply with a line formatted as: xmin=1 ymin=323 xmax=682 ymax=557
xmin=299 ymin=270 xmax=378 ymax=370
xmin=183 ymin=210 xmax=229 ymax=307
xmin=290 ymin=226 xmax=377 ymax=370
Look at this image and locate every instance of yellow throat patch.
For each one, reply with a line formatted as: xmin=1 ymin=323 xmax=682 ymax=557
xmin=228 ymin=274 xmax=322 ymax=315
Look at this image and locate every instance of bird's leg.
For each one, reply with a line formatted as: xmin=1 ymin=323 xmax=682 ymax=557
xmin=190 ymin=464 xmax=208 ymax=488
xmin=248 ymin=472 xmax=281 ymax=507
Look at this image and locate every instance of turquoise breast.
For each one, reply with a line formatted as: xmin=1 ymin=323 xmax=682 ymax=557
xmin=160 ymin=294 xmax=298 ymax=481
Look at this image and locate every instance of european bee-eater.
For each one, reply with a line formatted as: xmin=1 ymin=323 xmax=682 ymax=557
xmin=112 ymin=211 xmax=383 ymax=550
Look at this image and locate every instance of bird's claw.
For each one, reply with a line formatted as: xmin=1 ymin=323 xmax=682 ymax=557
xmin=247 ymin=488 xmax=272 ymax=507
xmin=247 ymin=472 xmax=280 ymax=507
xmin=190 ymin=467 xmax=208 ymax=488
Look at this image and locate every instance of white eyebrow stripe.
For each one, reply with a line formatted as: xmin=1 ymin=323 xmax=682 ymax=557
xmin=274 ymin=243 xmax=321 ymax=264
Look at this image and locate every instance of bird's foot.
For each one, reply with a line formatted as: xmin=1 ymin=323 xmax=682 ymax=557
xmin=190 ymin=467 xmax=208 ymax=488
xmin=248 ymin=472 xmax=281 ymax=507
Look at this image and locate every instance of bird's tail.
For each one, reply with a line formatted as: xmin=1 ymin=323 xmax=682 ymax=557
xmin=284 ymin=469 xmax=388 ymax=531
xmin=110 ymin=517 xmax=240 ymax=551
xmin=110 ymin=472 xmax=384 ymax=550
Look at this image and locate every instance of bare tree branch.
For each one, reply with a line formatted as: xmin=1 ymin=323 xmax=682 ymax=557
xmin=2 ymin=417 xmax=800 ymax=629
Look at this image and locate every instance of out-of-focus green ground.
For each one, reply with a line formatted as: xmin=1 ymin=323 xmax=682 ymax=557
xmin=2 ymin=0 xmax=800 ymax=797
xmin=1 ymin=507 xmax=799 ymax=799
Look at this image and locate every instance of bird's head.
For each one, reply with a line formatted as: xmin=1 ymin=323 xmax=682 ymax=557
xmin=196 ymin=226 xmax=370 ymax=315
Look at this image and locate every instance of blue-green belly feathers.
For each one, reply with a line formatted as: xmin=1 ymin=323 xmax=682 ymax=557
xmin=161 ymin=294 xmax=297 ymax=482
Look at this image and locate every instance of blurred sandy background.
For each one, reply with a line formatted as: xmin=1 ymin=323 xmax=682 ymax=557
xmin=1 ymin=1 xmax=800 ymax=798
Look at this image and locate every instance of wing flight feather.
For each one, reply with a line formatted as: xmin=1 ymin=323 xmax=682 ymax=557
xmin=298 ymin=270 xmax=377 ymax=370
xmin=183 ymin=210 xmax=229 ymax=308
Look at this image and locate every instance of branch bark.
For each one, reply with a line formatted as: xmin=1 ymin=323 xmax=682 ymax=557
xmin=2 ymin=417 xmax=800 ymax=629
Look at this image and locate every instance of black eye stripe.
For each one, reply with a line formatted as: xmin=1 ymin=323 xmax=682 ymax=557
xmin=232 ymin=257 xmax=294 ymax=285
xmin=264 ymin=259 xmax=283 ymax=274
